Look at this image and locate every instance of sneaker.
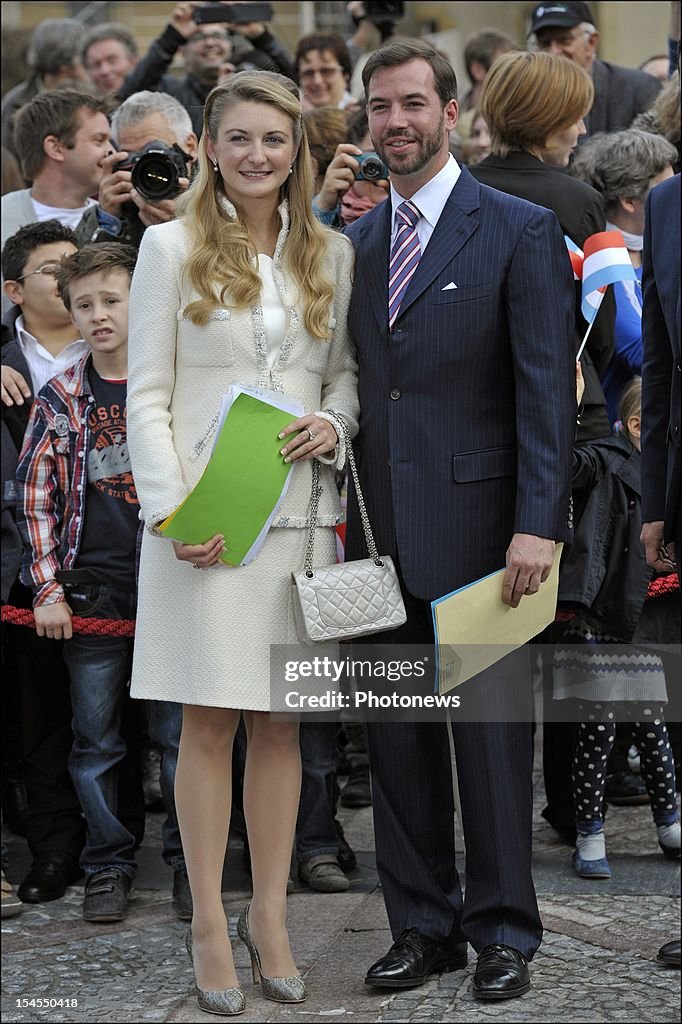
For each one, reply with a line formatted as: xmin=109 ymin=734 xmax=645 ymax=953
xmin=83 ymin=868 xmax=131 ymax=922
xmin=340 ymin=764 xmax=372 ymax=808
xmin=172 ymin=867 xmax=193 ymax=921
xmin=298 ymin=855 xmax=350 ymax=892
xmin=334 ymin=818 xmax=357 ymax=873
xmin=142 ymin=746 xmax=164 ymax=812
xmin=1 ymin=871 xmax=23 ymax=919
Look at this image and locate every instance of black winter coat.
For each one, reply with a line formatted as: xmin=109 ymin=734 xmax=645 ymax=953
xmin=558 ymin=434 xmax=653 ymax=640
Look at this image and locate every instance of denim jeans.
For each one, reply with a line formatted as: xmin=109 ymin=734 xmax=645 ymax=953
xmin=63 ymin=582 xmax=184 ymax=877
xmin=296 ymin=722 xmax=340 ymax=863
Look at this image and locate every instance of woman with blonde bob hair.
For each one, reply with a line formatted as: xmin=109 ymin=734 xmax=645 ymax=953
xmin=471 ymin=49 xmax=615 ymax=445
xmin=126 ymin=71 xmax=359 ymax=1014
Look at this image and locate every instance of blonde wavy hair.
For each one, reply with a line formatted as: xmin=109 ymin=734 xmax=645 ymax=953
xmin=178 ymin=72 xmax=334 ymax=339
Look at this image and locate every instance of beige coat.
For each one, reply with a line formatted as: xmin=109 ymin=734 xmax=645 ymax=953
xmin=126 ymin=202 xmax=359 ymax=709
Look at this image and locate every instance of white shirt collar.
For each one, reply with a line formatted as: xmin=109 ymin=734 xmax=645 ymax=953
xmin=390 ymin=154 xmax=461 ymax=231
xmin=15 ymin=313 xmax=86 ymax=361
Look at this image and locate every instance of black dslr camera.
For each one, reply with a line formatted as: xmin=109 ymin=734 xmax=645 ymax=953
xmin=355 ymin=152 xmax=389 ymax=181
xmin=119 ymin=140 xmax=189 ymax=202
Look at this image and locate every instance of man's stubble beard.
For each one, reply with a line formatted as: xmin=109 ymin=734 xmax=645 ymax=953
xmin=375 ymin=120 xmax=446 ymax=177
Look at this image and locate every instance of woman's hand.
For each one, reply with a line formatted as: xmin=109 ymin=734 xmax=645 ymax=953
xmin=278 ymin=414 xmax=339 ymax=463
xmin=172 ymin=533 xmax=225 ymax=568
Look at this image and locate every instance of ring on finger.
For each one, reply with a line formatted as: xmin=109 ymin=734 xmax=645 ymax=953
xmin=307 ymin=428 xmax=316 ymax=442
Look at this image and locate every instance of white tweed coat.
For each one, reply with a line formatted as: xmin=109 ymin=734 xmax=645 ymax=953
xmin=126 ymin=201 xmax=359 ymax=709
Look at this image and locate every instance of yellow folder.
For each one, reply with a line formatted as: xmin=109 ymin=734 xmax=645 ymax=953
xmin=431 ymin=544 xmax=563 ymax=694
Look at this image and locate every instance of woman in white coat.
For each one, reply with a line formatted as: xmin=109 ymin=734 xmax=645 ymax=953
xmin=126 ymin=72 xmax=358 ymax=1014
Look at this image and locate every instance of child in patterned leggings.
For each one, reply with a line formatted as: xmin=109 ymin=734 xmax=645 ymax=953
xmin=554 ymin=375 xmax=680 ymax=878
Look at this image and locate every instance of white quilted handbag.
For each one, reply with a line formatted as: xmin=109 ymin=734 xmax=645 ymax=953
xmin=291 ymin=414 xmax=407 ymax=642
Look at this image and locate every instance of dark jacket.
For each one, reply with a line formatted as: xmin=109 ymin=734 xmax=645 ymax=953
xmin=470 ymin=151 xmax=614 ymax=441
xmin=1 ymin=418 xmax=22 ymax=602
xmin=1 ymin=308 xmax=34 ymax=451
xmin=558 ymin=434 xmax=653 ymax=640
xmin=587 ymin=59 xmax=661 ymax=137
xmin=117 ymin=24 xmax=295 ymax=137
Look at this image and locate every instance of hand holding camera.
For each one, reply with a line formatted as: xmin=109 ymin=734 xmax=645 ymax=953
xmin=99 ymin=142 xmax=192 ymax=226
xmin=316 ymin=143 xmax=388 ymax=213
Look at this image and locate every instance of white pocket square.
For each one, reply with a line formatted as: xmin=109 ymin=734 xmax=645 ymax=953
xmin=441 ymin=282 xmax=458 ymax=291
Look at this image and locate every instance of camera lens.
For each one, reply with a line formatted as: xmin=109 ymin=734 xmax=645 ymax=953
xmin=131 ymin=154 xmax=180 ymax=201
xmin=360 ymin=155 xmax=384 ymax=181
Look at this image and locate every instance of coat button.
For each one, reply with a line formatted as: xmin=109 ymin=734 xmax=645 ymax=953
xmin=390 ymin=388 xmax=401 ymax=400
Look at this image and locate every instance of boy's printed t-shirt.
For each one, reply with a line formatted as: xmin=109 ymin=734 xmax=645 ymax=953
xmin=75 ymin=365 xmax=139 ymax=591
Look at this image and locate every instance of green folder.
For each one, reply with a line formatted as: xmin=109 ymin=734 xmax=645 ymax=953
xmin=159 ymin=392 xmax=300 ymax=565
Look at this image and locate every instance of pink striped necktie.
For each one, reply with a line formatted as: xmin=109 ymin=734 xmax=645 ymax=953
xmin=388 ymin=200 xmax=422 ymax=329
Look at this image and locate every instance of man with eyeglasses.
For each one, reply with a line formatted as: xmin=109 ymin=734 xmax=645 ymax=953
xmin=108 ymin=2 xmax=294 ymax=137
xmin=530 ymin=1 xmax=661 ymax=135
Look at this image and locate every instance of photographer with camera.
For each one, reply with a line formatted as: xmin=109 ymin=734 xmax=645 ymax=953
xmin=312 ymin=105 xmax=389 ymax=227
xmin=110 ymin=3 xmax=294 ymax=136
xmin=77 ymin=91 xmax=198 ymax=250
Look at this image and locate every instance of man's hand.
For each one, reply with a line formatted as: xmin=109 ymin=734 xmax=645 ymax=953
xmin=502 ymin=533 xmax=556 ymax=608
xmin=34 ymin=601 xmax=73 ymax=640
xmin=641 ymin=521 xmax=676 ymax=571
xmin=98 ymin=150 xmax=134 ymax=215
xmin=1 ymin=365 xmax=31 ymax=406
xmin=316 ymin=144 xmax=363 ymax=212
xmin=170 ymin=2 xmax=200 ymax=39
xmin=129 ymin=178 xmax=189 ymax=227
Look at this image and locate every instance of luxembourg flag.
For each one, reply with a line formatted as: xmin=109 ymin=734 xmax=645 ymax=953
xmin=582 ymin=230 xmax=637 ymax=319
xmin=564 ymin=235 xmax=606 ymax=323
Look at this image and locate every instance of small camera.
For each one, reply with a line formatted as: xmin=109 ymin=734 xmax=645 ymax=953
xmin=355 ymin=152 xmax=389 ymax=181
xmin=119 ymin=140 xmax=189 ymax=202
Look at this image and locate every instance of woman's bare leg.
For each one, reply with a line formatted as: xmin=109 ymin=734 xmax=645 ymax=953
xmin=175 ymin=704 xmax=241 ymax=990
xmin=242 ymin=711 xmax=301 ymax=976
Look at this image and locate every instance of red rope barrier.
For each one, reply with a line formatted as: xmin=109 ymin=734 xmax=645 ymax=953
xmin=1 ymin=605 xmax=135 ymax=636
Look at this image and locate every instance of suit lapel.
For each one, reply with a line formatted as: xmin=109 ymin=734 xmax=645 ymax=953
xmin=397 ymin=167 xmax=481 ymax=321
xmin=359 ymin=199 xmax=392 ymax=332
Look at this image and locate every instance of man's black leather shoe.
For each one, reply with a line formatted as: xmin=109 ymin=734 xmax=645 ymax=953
xmin=365 ymin=929 xmax=468 ymax=988
xmin=18 ymin=854 xmax=82 ymax=904
xmin=172 ymin=867 xmax=193 ymax=921
xmin=657 ymin=940 xmax=681 ymax=967
xmin=472 ymin=944 xmax=530 ymax=1000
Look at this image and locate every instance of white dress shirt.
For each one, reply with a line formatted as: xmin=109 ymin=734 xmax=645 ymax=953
xmin=15 ymin=315 xmax=88 ymax=394
xmin=390 ymin=154 xmax=461 ymax=253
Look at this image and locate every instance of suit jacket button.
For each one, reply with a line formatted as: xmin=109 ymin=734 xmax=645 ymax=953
xmin=390 ymin=388 xmax=401 ymax=400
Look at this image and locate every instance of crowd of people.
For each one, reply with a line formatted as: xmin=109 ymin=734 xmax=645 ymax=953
xmin=1 ymin=0 xmax=680 ymax=1012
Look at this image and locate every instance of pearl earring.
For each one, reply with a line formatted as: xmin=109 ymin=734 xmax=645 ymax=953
xmin=212 ymin=160 xmax=219 ymax=172
xmin=289 ymin=166 xmax=293 ymax=175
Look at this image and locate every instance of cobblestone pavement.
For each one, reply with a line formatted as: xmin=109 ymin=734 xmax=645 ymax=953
xmin=2 ymin=747 xmax=680 ymax=1023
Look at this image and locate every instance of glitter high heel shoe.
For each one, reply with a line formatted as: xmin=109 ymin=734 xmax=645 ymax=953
xmin=185 ymin=928 xmax=246 ymax=1016
xmin=236 ymin=903 xmax=307 ymax=1003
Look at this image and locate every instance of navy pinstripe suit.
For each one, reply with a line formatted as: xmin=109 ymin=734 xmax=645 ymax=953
xmin=344 ymin=166 xmax=575 ymax=959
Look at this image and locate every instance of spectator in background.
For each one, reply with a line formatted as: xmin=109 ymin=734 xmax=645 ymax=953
xmin=631 ymin=72 xmax=681 ymax=168
xmin=1 ymin=91 xmax=111 ymax=314
xmin=77 ymin=91 xmax=198 ymax=249
xmin=1 ymin=19 xmax=87 ymax=158
xmin=304 ymin=107 xmax=349 ymax=192
xmin=640 ymin=54 xmax=672 ymax=83
xmin=81 ymin=23 xmax=139 ymax=97
xmin=311 ymin=104 xmax=389 ymax=227
xmin=465 ymin=110 xmax=491 ymax=166
xmin=1 ymin=221 xmax=87 ymax=908
xmin=1 ymin=148 xmax=24 ymax=196
xmin=569 ymin=129 xmax=676 ymax=423
xmin=296 ymin=34 xmax=354 ymax=111
xmin=472 ymin=50 xmax=613 ymax=443
xmin=461 ymin=29 xmax=519 ymax=113
xmin=107 ymin=3 xmax=294 ymax=136
xmin=530 ymin=0 xmax=661 ymax=134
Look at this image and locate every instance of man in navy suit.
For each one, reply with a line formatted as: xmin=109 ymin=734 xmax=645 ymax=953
xmin=640 ymin=173 xmax=681 ymax=574
xmin=343 ymin=40 xmax=576 ymax=1000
